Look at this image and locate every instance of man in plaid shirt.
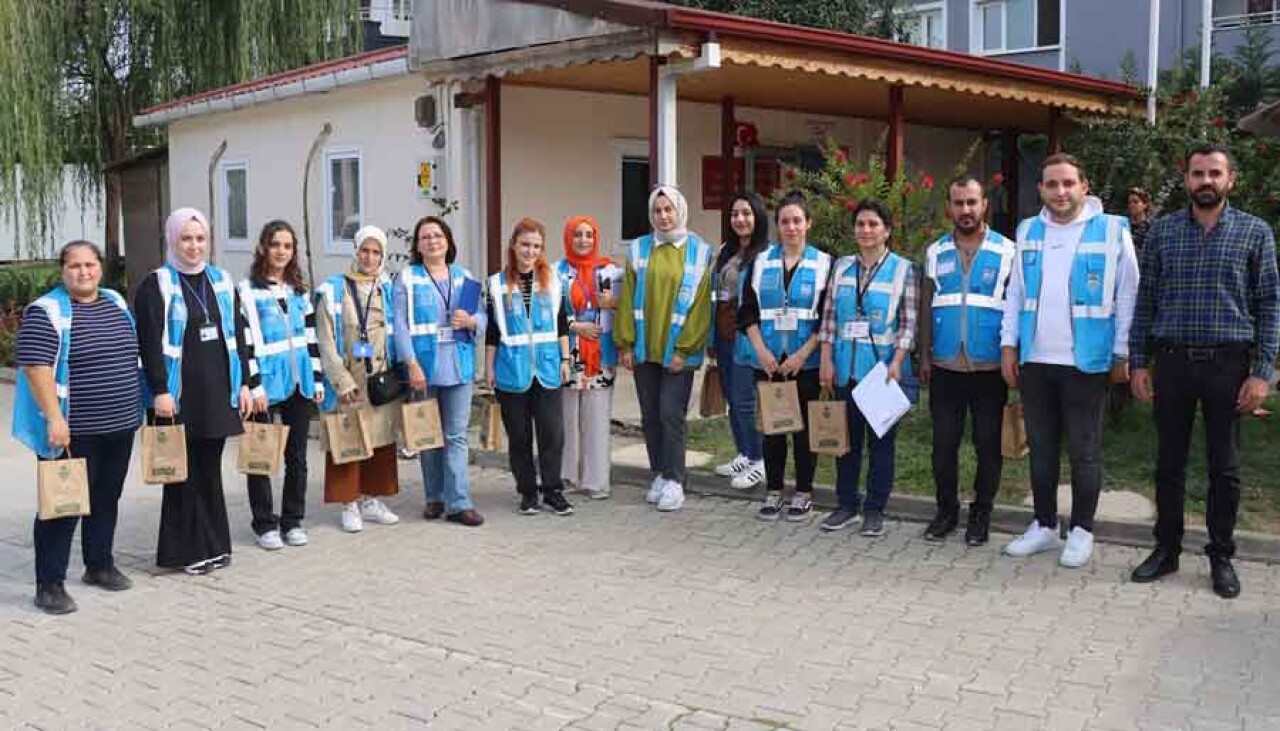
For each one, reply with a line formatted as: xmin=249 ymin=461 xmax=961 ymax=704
xmin=1128 ymin=143 xmax=1280 ymax=599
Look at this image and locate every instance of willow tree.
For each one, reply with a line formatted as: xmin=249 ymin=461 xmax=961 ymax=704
xmin=0 ymin=0 xmax=363 ymax=272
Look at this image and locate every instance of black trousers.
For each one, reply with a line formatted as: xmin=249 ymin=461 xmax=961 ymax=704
xmin=757 ymin=368 xmax=820 ymax=493
xmin=34 ymin=430 xmax=135 ymax=583
xmin=929 ymin=368 xmax=1007 ymax=515
xmin=497 ymin=381 xmax=565 ymax=497
xmin=157 ymin=437 xmax=232 ymax=568
xmin=633 ymin=362 xmax=695 ymax=483
xmin=1020 ymin=363 xmax=1108 ymax=532
xmin=1153 ymin=344 xmax=1250 ymax=558
xmin=246 ymin=392 xmax=312 ymax=535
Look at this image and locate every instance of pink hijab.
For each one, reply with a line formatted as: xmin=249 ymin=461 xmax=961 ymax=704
xmin=164 ymin=207 xmax=211 ymax=275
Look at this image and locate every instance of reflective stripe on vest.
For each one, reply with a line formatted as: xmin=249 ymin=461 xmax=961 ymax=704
xmin=555 ymin=259 xmax=619 ymax=369
xmin=629 ymin=233 xmax=713 ymax=368
xmin=315 ymin=273 xmax=397 ymax=413
xmin=831 ymin=253 xmax=913 ymax=385
xmin=925 ymin=230 xmax=1015 ymax=363
xmin=400 ymin=264 xmax=478 ymax=384
xmin=152 ymin=265 xmax=243 ymax=408
xmin=238 ymin=280 xmax=318 ymax=404
xmin=748 ymin=243 xmax=831 ymax=370
xmin=488 ymin=271 xmax=563 ymax=391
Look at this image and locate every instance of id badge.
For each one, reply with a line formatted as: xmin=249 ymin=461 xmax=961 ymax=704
xmin=841 ymin=319 xmax=870 ymax=340
xmin=352 ymin=340 xmax=374 ymax=359
xmin=437 ymin=326 xmax=455 ymax=343
xmin=199 ymin=325 xmax=219 ymax=342
xmin=775 ymin=311 xmax=799 ymax=331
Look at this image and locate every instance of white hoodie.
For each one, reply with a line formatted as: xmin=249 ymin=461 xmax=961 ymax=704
xmin=1000 ymin=196 xmax=1140 ymax=366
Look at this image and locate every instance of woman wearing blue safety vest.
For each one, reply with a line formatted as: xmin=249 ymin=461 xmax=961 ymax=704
xmin=614 ymin=186 xmax=714 ymax=513
xmin=737 ymin=192 xmax=832 ymax=522
xmin=135 ymin=207 xmax=260 ymax=576
xmin=316 ymin=226 xmax=402 ymax=533
xmin=818 ymin=198 xmax=920 ymax=538
xmin=710 ymin=192 xmax=768 ymax=490
xmin=398 ymin=215 xmax=486 ymax=527
xmin=485 ymin=217 xmax=574 ymax=517
xmin=237 ymin=220 xmax=326 ymax=551
xmin=13 ymin=240 xmax=142 ymax=614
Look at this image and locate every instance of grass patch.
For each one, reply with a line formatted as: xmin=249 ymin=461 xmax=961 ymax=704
xmin=687 ymin=391 xmax=1280 ymax=533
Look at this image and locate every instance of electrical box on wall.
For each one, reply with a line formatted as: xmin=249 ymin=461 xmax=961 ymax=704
xmin=417 ymin=156 xmax=446 ymax=200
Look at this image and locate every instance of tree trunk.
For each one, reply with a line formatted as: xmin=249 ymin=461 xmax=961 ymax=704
xmin=103 ymin=113 xmax=127 ymax=282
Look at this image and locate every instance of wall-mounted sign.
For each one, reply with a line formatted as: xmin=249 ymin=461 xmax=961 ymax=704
xmin=417 ymin=157 xmax=444 ymax=200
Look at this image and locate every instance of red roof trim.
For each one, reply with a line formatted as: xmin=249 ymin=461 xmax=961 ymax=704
xmin=138 ymin=45 xmax=408 ymax=116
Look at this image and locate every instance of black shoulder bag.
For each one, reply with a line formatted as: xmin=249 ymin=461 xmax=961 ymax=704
xmin=345 ymin=277 xmax=403 ymax=406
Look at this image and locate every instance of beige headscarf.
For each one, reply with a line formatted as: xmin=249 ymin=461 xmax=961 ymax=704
xmin=349 ymin=225 xmax=388 ymax=282
xmin=648 ymin=185 xmax=689 ymax=244
xmin=164 ymin=207 xmax=211 ymax=275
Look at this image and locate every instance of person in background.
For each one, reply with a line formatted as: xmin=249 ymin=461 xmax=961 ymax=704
xmin=315 ymin=225 xmax=402 ymax=533
xmin=555 ymin=215 xmax=620 ymax=500
xmin=1126 ymin=187 xmax=1154 ymax=253
xmin=711 ymin=192 xmax=768 ymax=490
xmin=818 ymin=198 xmax=918 ymax=538
xmin=13 ymin=241 xmax=142 ymax=614
xmin=486 ymin=218 xmax=574 ymax=516
xmin=399 ymin=216 xmax=486 ymax=527
xmin=237 ymin=220 xmax=325 ymax=550
xmin=737 ymin=192 xmax=831 ymax=522
xmin=135 ymin=207 xmax=259 ymax=576
xmin=614 ymin=186 xmax=714 ymax=513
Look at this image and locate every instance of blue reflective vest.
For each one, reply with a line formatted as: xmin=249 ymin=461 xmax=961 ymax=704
xmin=742 ymin=243 xmax=831 ymax=371
xmin=628 ymin=233 xmax=713 ymax=368
xmin=238 ymin=280 xmax=319 ymax=405
xmin=12 ymin=286 xmax=139 ymax=459
xmin=925 ymin=229 xmax=1015 ymax=364
xmin=1015 ymin=213 xmax=1126 ymax=374
xmin=314 ymin=273 xmax=397 ymax=413
xmin=554 ymin=259 xmax=619 ymax=369
xmin=148 ymin=264 xmax=245 ymax=409
xmin=488 ymin=271 xmax=563 ymax=392
xmin=400 ymin=263 xmax=480 ymax=384
xmin=830 ymin=253 xmax=915 ymax=385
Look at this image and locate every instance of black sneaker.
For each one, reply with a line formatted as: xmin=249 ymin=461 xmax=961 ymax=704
xmin=758 ymin=491 xmax=783 ymax=522
xmin=209 ymin=554 xmax=232 ymax=571
xmin=923 ymin=510 xmax=959 ymax=542
xmin=543 ymin=490 xmax=575 ymax=516
xmin=965 ymin=509 xmax=991 ymax=547
xmin=820 ymin=508 xmax=860 ymax=532
xmin=860 ymin=511 xmax=886 ymax=537
xmin=785 ymin=492 xmax=814 ymax=522
xmin=82 ymin=566 xmax=133 ymax=591
xmin=519 ymin=494 xmax=540 ymax=515
xmin=35 ymin=582 xmax=77 ymax=614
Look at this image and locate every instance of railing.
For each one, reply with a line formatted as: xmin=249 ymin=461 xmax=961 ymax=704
xmin=360 ymin=0 xmax=412 ymax=23
xmin=1215 ymin=9 xmax=1280 ymax=30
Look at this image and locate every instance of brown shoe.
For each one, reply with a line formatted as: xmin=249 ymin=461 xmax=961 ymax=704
xmin=445 ymin=509 xmax=485 ymax=527
xmin=422 ymin=501 xmax=445 ymax=520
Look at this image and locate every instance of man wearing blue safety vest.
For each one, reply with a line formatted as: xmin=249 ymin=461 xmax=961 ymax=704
xmin=918 ymin=175 xmax=1015 ymax=547
xmin=999 ymin=153 xmax=1139 ymax=569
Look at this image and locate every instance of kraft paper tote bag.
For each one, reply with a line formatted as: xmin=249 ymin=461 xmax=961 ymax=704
xmin=808 ymin=387 xmax=850 ymax=456
xmin=480 ymin=396 xmax=504 ymax=450
xmin=141 ymin=418 xmax=188 ymax=485
xmin=324 ymin=408 xmax=374 ymax=465
xmin=1001 ymin=401 xmax=1030 ymax=458
xmin=401 ymin=391 xmax=445 ymax=452
xmin=237 ymin=415 xmax=289 ymax=476
xmin=757 ymin=378 xmax=804 ymax=436
xmin=37 ymin=450 xmax=90 ymax=521
xmin=699 ymin=363 xmax=728 ymax=417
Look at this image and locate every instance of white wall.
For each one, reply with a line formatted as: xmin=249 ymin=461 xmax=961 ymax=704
xmin=0 ymin=167 xmax=111 ymax=261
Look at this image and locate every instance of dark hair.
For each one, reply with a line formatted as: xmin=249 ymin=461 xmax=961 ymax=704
xmin=1041 ymin=152 xmax=1088 ymax=182
xmin=947 ymin=174 xmax=986 ymax=198
xmin=1127 ymin=187 xmax=1152 ymax=205
xmin=409 ymin=216 xmax=457 ymax=265
xmin=1185 ymin=142 xmax=1235 ymax=171
xmin=251 ymin=220 xmax=306 ymax=293
xmin=853 ymin=197 xmax=894 ymax=231
xmin=59 ymin=240 xmax=104 ymax=267
xmin=717 ymin=191 xmax=769 ymax=270
xmin=775 ymin=190 xmax=811 ymax=223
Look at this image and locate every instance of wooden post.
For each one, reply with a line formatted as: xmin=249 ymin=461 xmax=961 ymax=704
xmin=649 ymin=56 xmax=660 ymax=188
xmin=886 ymin=85 xmax=905 ymax=181
xmin=485 ymin=75 xmax=502 ymax=274
xmin=1001 ymin=130 xmax=1020 ymax=237
xmin=720 ymin=96 xmax=736 ymax=244
xmin=1047 ymin=106 xmax=1064 ymax=154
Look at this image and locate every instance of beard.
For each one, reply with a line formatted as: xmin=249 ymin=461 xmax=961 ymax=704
xmin=1191 ymin=185 xmax=1225 ymax=209
xmin=954 ymin=217 xmax=981 ymax=235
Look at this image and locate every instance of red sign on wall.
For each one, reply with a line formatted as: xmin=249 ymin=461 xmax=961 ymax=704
xmin=702 ymin=156 xmax=783 ymax=210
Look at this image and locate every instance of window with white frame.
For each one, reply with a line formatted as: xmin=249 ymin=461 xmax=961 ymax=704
xmin=1214 ymin=0 xmax=1280 ymax=29
xmin=325 ymin=149 xmax=363 ymax=252
xmin=899 ymin=3 xmax=946 ymax=49
xmin=218 ymin=161 xmax=249 ymax=250
xmin=973 ymin=0 xmax=1060 ymax=54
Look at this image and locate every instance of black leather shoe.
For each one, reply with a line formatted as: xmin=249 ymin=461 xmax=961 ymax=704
xmin=964 ymin=509 xmax=991 ymax=547
xmin=34 ymin=582 xmax=78 ymax=615
xmin=1210 ymin=556 xmax=1241 ymax=599
xmin=923 ymin=509 xmax=959 ymax=542
xmin=83 ymin=566 xmax=133 ymax=591
xmin=1130 ymin=546 xmax=1179 ymax=583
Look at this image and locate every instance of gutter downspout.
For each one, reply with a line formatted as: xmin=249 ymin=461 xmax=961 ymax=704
xmin=206 ymin=140 xmax=227 ymax=265
xmin=302 ymin=123 xmax=333 ymax=291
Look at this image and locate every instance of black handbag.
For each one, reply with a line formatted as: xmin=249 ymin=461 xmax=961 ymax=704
xmin=345 ymin=277 xmax=402 ymax=406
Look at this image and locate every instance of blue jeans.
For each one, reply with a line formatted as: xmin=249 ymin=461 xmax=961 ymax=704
xmin=419 ymin=383 xmax=474 ymax=514
xmin=713 ymin=337 xmax=762 ymax=461
xmin=834 ymin=384 xmax=898 ymax=515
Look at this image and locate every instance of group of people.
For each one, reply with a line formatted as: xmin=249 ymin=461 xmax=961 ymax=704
xmin=14 ymin=142 xmax=1275 ymax=615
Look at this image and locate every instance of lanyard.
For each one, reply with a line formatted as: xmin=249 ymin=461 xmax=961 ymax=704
xmin=344 ymin=276 xmax=376 ymax=340
xmin=572 ymin=268 xmax=597 ymax=311
xmin=179 ymin=273 xmax=214 ymax=324
xmin=855 ymin=250 xmax=889 ymax=316
xmin=430 ymin=269 xmax=453 ymax=313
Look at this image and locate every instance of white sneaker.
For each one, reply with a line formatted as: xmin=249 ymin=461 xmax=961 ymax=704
xmin=715 ymin=454 xmax=749 ymax=477
xmin=284 ymin=527 xmax=308 ymax=547
xmin=657 ymin=481 xmax=685 ymax=512
xmin=730 ymin=460 xmax=766 ymax=490
xmin=582 ymin=487 xmax=611 ymax=500
xmin=256 ymin=530 xmax=285 ymax=550
xmin=646 ymin=476 xmax=665 ymax=504
xmin=360 ymin=497 xmax=400 ymax=525
xmin=340 ymin=502 xmax=364 ymax=533
xmin=1059 ymin=527 xmax=1095 ymax=568
xmin=1002 ymin=520 xmax=1062 ymax=557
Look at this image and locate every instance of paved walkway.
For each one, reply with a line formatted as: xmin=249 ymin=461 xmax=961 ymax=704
xmin=0 ymin=384 xmax=1277 ymax=730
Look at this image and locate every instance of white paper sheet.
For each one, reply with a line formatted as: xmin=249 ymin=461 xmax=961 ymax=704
xmin=851 ymin=362 xmax=912 ymax=438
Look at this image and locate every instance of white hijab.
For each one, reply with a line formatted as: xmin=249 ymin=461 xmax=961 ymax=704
xmin=648 ymin=185 xmax=689 ymax=244
xmin=164 ymin=207 xmax=211 ymax=275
